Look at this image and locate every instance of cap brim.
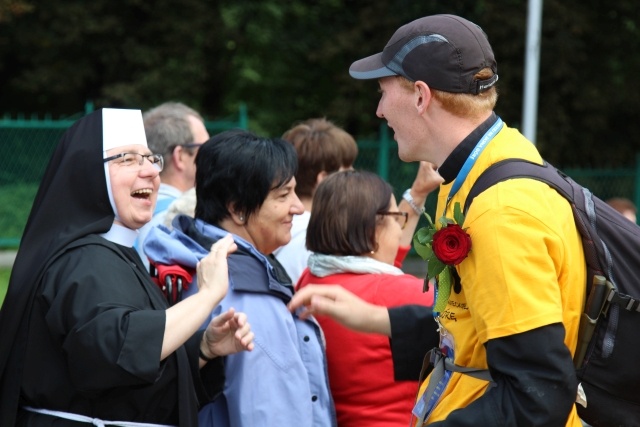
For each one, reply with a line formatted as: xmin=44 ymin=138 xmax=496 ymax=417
xmin=349 ymin=52 xmax=398 ymax=80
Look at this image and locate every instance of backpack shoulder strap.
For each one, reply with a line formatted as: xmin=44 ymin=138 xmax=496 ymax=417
xmin=464 ymin=159 xmax=576 ymax=215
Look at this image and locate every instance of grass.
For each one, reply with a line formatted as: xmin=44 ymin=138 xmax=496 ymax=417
xmin=0 ymin=183 xmax=37 ymax=243
xmin=0 ymin=267 xmax=10 ymax=307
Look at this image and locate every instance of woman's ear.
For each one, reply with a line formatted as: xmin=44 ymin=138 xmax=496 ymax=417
xmin=228 ymin=203 xmax=246 ymax=225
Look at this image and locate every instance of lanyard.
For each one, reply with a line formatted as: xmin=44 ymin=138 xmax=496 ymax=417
xmin=443 ymin=117 xmax=504 ymax=216
xmin=415 ymin=118 xmax=504 ymax=425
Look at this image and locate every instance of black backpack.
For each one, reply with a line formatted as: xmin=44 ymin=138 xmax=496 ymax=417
xmin=464 ymin=159 xmax=640 ymax=427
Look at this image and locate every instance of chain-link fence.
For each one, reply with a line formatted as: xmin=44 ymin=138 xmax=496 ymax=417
xmin=0 ymin=105 xmax=249 ymax=248
xmin=356 ymin=126 xmax=640 ymax=239
xmin=1 ymin=109 xmax=639 ymax=248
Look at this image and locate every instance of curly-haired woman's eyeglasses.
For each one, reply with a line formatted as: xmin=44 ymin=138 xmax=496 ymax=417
xmin=378 ymin=211 xmax=408 ymax=229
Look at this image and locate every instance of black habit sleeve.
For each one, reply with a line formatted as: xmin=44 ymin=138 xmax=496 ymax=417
xmin=187 ymin=330 xmax=226 ymax=406
xmin=388 ymin=304 xmax=440 ymax=381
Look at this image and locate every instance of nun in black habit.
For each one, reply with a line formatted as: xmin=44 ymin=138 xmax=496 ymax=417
xmin=0 ymin=108 xmax=254 ymax=427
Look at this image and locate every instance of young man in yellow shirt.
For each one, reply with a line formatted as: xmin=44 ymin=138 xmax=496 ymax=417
xmin=291 ymin=14 xmax=585 ymax=426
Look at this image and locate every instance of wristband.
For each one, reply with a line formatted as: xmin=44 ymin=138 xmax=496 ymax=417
xmin=403 ymin=188 xmax=425 ymax=215
xmin=199 ymin=347 xmax=215 ymax=362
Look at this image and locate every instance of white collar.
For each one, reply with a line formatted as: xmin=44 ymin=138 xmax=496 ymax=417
xmin=99 ymin=223 xmax=138 ymax=247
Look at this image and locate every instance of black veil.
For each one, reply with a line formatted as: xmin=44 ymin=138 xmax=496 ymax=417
xmin=0 ymin=109 xmax=115 ymax=424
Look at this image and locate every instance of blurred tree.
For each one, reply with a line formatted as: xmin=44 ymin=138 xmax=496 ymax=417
xmin=0 ymin=0 xmax=226 ymax=115
xmin=535 ymin=1 xmax=640 ymax=167
xmin=0 ymin=0 xmax=638 ymax=167
xmin=0 ymin=0 xmax=32 ymax=22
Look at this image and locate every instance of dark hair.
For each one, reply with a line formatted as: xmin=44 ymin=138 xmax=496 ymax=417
xmin=282 ymin=118 xmax=358 ymax=198
xmin=307 ymin=170 xmax=392 ymax=255
xmin=195 ymin=129 xmax=298 ymax=225
xmin=606 ymin=197 xmax=637 ymax=215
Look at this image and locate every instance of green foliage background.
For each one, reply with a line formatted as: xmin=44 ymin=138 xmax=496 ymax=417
xmin=0 ymin=267 xmax=10 ymax=307
xmin=0 ymin=1 xmax=639 ymax=167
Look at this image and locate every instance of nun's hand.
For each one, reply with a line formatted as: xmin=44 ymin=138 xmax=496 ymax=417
xmin=196 ymin=234 xmax=237 ymax=304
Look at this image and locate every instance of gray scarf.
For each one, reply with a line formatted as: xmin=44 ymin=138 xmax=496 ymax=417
xmin=308 ymin=253 xmax=404 ymax=277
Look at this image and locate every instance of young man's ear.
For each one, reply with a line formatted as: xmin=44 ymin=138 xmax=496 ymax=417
xmin=414 ymin=81 xmax=432 ymax=114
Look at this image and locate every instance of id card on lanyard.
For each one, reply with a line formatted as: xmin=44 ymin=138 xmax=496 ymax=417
xmin=410 ymin=316 xmax=454 ymax=425
xmin=412 ymin=372 xmax=450 ymax=424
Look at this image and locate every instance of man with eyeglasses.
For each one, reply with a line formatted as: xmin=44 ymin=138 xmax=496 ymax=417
xmin=135 ymin=102 xmax=210 ymax=268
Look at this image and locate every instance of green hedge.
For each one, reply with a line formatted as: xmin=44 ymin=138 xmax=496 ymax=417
xmin=0 ymin=267 xmax=10 ymax=307
xmin=0 ymin=183 xmax=38 ymax=248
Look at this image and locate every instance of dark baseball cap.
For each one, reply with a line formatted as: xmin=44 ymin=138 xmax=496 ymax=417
xmin=349 ymin=14 xmax=498 ymax=95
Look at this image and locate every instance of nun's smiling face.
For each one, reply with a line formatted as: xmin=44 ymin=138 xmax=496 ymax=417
xmin=105 ymin=144 xmax=161 ymax=230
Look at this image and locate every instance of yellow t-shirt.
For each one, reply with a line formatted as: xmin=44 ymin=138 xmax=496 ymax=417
xmin=418 ymin=124 xmax=586 ymax=426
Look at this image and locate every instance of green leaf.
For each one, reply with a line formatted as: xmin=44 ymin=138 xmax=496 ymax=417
xmin=453 ymin=202 xmax=465 ymax=226
xmin=427 ymin=257 xmax=446 ymax=280
xmin=438 ymin=217 xmax=450 ymax=227
xmin=414 ymin=226 xmax=433 ymax=245
xmin=413 ymin=237 xmax=433 ymax=261
xmin=423 ymin=211 xmax=435 ymax=227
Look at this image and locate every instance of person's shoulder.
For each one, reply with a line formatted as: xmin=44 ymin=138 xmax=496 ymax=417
xmin=371 ymin=273 xmax=431 ymax=305
xmin=363 ymin=271 xmax=422 ymax=286
xmin=61 ymin=235 xmax=118 ymax=256
xmin=320 ymin=272 xmax=427 ymax=305
xmin=222 ymin=286 xmax=296 ymax=332
xmin=47 ymin=236 xmax=131 ymax=278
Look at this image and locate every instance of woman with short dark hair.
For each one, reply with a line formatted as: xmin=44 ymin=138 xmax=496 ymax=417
xmin=144 ymin=130 xmax=336 ymax=427
xmin=299 ymin=169 xmax=435 ymax=427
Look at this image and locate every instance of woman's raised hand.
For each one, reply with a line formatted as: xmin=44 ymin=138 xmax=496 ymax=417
xmin=201 ymin=308 xmax=255 ymax=360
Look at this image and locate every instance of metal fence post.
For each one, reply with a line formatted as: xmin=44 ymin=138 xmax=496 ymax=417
xmin=239 ymin=103 xmax=248 ymax=129
xmin=635 ymin=153 xmax=640 ymax=217
xmin=378 ymin=123 xmax=389 ymax=180
xmin=84 ymin=100 xmax=94 ymax=115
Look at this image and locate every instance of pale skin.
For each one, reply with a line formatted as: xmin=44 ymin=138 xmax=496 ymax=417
xmin=299 ymin=166 xmax=352 ymax=212
xmin=160 ymin=114 xmax=211 ymax=192
xmin=289 ymin=77 xmax=483 ymax=337
xmin=107 ymin=144 xmax=160 ymax=229
xmin=369 ymin=195 xmax=404 ymax=265
xmin=289 ymin=186 xmax=439 ymax=337
xmin=399 ymin=160 xmax=443 ymax=247
xmin=304 ymin=161 xmax=441 ymax=249
xmin=376 ymin=76 xmax=490 ymax=167
xmin=106 ymin=147 xmax=254 ymax=367
xmin=288 ymin=284 xmax=391 ymax=337
xmin=621 ymin=210 xmax=637 ymax=223
xmin=292 ymin=167 xmax=440 ymax=332
xmin=163 ymin=235 xmax=255 ymax=368
xmin=220 ymin=177 xmax=305 ymax=255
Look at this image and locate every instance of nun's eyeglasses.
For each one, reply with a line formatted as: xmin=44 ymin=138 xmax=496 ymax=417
xmin=103 ymin=152 xmax=164 ymax=172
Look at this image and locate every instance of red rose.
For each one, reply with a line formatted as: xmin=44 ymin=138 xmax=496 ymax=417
xmin=432 ymin=224 xmax=472 ymax=265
